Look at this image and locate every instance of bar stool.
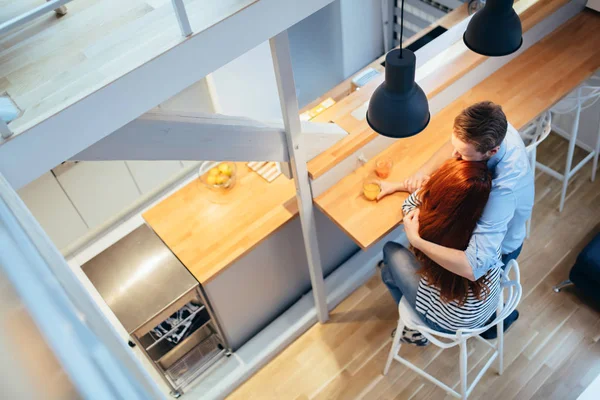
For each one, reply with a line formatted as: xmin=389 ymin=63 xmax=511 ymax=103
xmin=383 ymin=260 xmax=522 ymax=400
xmin=536 ymin=77 xmax=600 ymax=212
xmin=519 ymin=111 xmax=552 ymax=237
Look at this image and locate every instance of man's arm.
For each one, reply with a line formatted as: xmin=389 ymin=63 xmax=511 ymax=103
xmin=403 ymin=210 xmax=475 ymax=280
xmin=378 ymin=140 xmax=454 ymax=199
xmin=415 ymin=140 xmax=454 ymax=178
xmin=404 ymin=190 xmax=516 ymax=280
xmin=404 ymin=140 xmax=454 ymax=192
xmin=463 ymin=191 xmax=516 ymax=280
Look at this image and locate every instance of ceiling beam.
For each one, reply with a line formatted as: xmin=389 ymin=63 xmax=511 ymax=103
xmin=70 ymin=111 xmax=347 ymax=163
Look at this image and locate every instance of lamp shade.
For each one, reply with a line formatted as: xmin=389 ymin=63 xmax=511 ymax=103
xmin=463 ymin=0 xmax=522 ymax=57
xmin=366 ymin=49 xmax=430 ymax=138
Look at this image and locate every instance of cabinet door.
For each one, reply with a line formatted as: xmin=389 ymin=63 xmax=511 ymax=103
xmin=55 ymin=162 xmax=141 ymax=229
xmin=125 ymin=161 xmax=183 ymax=194
xmin=17 ymin=172 xmax=89 ymax=250
xmin=181 ymin=161 xmax=202 ymax=169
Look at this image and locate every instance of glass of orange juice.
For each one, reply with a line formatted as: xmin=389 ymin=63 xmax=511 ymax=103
xmin=363 ymin=182 xmax=381 ymax=201
xmin=375 ymin=158 xmax=393 ymax=179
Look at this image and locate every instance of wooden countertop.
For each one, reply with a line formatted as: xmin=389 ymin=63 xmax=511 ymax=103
xmin=306 ymin=0 xmax=571 ymax=180
xmin=143 ymin=163 xmax=297 ymax=284
xmin=314 ymin=10 xmax=600 ymax=249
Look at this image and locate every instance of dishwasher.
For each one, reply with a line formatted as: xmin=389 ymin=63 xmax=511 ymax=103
xmin=82 ymin=224 xmax=230 ymax=397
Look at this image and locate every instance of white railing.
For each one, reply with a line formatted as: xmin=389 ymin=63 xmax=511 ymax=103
xmin=0 ymin=171 xmax=165 ymax=399
xmin=0 ymin=0 xmax=72 ymax=36
xmin=0 ymin=0 xmax=193 ymax=38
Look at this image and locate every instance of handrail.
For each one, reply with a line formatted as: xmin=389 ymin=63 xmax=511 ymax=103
xmin=0 ymin=171 xmax=164 ymax=399
xmin=0 ymin=0 xmax=194 ymax=37
xmin=0 ymin=0 xmax=71 ymax=36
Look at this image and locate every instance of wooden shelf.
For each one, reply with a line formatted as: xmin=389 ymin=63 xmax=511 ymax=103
xmin=314 ymin=10 xmax=600 ymax=249
xmin=143 ymin=163 xmax=297 ymax=284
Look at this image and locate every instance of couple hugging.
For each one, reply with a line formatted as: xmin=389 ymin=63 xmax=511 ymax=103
xmin=378 ymin=101 xmax=534 ymax=345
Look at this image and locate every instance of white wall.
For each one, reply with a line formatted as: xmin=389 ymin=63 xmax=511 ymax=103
xmin=289 ymin=0 xmax=385 ymax=107
xmin=210 ymin=0 xmax=385 ymax=110
xmin=288 ymin=1 xmax=345 ymax=107
xmin=17 ymin=172 xmax=89 ymax=250
xmin=211 ymin=42 xmax=283 ymax=121
xmin=339 ymin=0 xmax=385 ymax=77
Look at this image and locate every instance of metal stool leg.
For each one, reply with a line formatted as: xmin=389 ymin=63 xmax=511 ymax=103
xmin=553 ymin=279 xmax=573 ymax=292
xmin=559 ymin=104 xmax=581 ymax=212
xmin=592 ymin=120 xmax=600 ymax=182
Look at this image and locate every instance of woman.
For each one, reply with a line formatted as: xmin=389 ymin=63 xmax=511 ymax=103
xmin=380 ymin=158 xmax=501 ymax=346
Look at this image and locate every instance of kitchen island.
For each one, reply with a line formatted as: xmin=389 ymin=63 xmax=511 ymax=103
xmin=143 ymin=163 xmax=358 ymax=350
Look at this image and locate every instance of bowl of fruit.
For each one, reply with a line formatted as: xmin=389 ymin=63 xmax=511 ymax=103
xmin=200 ymin=162 xmax=237 ymax=191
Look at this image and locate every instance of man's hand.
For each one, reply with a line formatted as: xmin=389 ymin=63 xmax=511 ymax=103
xmin=376 ymin=180 xmax=403 ymax=201
xmin=403 ymin=171 xmax=430 ymax=193
xmin=403 ymin=209 xmax=422 ymax=247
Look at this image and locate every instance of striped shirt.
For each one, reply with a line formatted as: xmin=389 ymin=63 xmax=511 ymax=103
xmin=403 ymin=192 xmax=501 ymax=331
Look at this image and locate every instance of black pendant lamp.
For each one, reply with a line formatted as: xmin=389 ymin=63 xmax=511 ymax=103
xmin=463 ymin=0 xmax=523 ymax=57
xmin=366 ymin=0 xmax=430 ymax=138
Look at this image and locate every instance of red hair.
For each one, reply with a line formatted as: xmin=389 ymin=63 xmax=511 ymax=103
xmin=413 ymin=159 xmax=492 ymax=304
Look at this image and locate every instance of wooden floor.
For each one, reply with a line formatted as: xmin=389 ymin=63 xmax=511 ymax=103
xmin=0 ymin=0 xmax=254 ymax=136
xmin=229 ymin=133 xmax=600 ymax=400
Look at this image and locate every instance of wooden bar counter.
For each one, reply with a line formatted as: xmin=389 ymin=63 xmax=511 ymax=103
xmin=307 ymin=0 xmax=573 ymax=180
xmin=314 ymin=10 xmax=600 ymax=249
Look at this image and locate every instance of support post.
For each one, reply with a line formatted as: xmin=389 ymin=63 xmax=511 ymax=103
xmin=171 ymin=0 xmax=193 ymax=37
xmin=0 ymin=120 xmax=12 ymax=140
xmin=270 ymin=31 xmax=329 ymax=323
xmin=381 ymin=0 xmax=392 ymax=52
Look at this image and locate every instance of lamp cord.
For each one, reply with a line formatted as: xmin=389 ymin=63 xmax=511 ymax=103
xmin=400 ymin=0 xmax=405 ymax=58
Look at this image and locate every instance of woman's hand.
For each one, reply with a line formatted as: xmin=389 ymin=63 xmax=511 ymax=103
xmin=403 ymin=209 xmax=422 ymax=247
xmin=376 ymin=180 xmax=403 ymax=201
xmin=403 ymin=172 xmax=430 ymax=193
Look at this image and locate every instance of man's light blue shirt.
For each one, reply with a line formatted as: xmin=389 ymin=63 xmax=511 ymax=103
xmin=465 ymin=123 xmax=535 ymax=280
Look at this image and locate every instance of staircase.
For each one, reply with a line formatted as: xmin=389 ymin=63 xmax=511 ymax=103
xmin=394 ymin=0 xmax=463 ymax=46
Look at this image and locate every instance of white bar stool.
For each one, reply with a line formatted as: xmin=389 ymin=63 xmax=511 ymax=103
xmin=519 ymin=110 xmax=552 ymax=237
xmin=536 ymin=77 xmax=600 ymax=212
xmin=383 ymin=260 xmax=522 ymax=400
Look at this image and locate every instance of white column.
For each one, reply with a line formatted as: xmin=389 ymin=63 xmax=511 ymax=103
xmin=171 ymin=0 xmax=193 ymax=37
xmin=269 ymin=31 xmax=329 ymax=323
xmin=0 ymin=120 xmax=11 ymax=139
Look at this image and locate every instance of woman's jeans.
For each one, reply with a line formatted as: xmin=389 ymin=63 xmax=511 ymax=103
xmin=381 ymin=241 xmax=524 ymax=335
xmin=380 ymin=241 xmax=454 ymax=334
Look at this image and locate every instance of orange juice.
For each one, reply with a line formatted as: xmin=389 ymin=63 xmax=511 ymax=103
xmin=375 ymin=158 xmax=393 ymax=179
xmin=363 ymin=183 xmax=381 ymax=201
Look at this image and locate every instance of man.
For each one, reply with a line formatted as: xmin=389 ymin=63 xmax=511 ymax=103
xmin=379 ymin=101 xmax=534 ymax=340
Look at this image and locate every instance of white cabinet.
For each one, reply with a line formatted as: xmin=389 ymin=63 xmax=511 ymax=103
xmin=158 ymin=78 xmax=216 ymax=114
xmin=180 ymin=161 xmax=202 ymax=169
xmin=125 ymin=161 xmax=183 ymax=194
xmin=17 ymin=172 xmax=89 ymax=250
xmin=55 ymin=161 xmax=141 ymax=229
